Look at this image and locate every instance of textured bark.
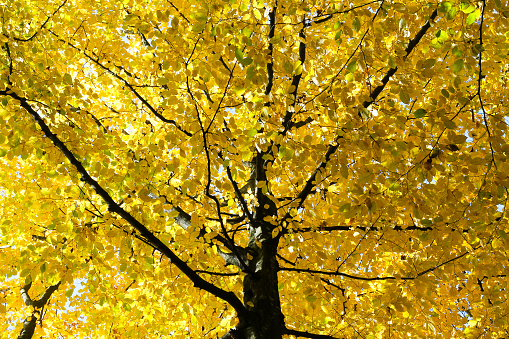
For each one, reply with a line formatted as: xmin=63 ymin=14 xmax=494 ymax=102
xmin=241 ymin=240 xmax=284 ymax=339
xmin=17 ymin=281 xmax=61 ymax=339
xmin=17 ymin=316 xmax=37 ymax=339
xmin=233 ymin=151 xmax=284 ymax=339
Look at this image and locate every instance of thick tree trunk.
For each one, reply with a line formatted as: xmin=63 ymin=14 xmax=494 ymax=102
xmin=234 ymin=185 xmax=284 ymax=339
xmin=230 ymin=152 xmax=285 ymax=339
xmin=241 ymin=246 xmax=283 ymax=338
xmin=220 ymin=244 xmax=283 ymax=339
xmin=17 ymin=315 xmax=37 ymax=339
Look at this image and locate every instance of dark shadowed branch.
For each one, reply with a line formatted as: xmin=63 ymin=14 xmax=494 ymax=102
xmin=283 ymin=328 xmax=341 ymax=339
xmin=1 ymin=89 xmax=247 ymax=318
xmin=18 ymin=281 xmax=61 ymax=339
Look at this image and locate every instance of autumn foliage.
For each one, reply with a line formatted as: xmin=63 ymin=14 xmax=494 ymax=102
xmin=1 ymin=0 xmax=509 ymax=338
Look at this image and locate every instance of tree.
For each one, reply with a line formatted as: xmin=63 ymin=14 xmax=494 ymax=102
xmin=0 ymin=0 xmax=508 ymax=337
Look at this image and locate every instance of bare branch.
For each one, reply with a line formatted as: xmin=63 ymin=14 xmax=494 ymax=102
xmin=225 ymin=166 xmax=254 ymax=224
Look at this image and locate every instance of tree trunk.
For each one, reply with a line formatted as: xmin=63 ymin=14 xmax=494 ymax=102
xmin=17 ymin=315 xmax=37 ymax=339
xmin=235 ymin=207 xmax=284 ymax=339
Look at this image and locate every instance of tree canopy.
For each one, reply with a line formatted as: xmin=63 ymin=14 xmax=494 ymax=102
xmin=1 ymin=0 xmax=509 ymax=337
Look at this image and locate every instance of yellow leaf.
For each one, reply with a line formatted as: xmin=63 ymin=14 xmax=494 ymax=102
xmin=253 ymin=9 xmax=262 ymax=20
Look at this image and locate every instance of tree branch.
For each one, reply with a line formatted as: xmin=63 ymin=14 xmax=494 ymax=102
xmin=18 ymin=281 xmax=61 ymax=339
xmin=283 ymin=328 xmax=340 ymax=339
xmin=196 ymin=103 xmax=251 ymax=273
xmin=165 ymin=0 xmax=190 ymax=23
xmin=265 ymin=6 xmax=277 ymax=96
xmin=475 ymin=1 xmax=495 ymax=166
xmin=9 ymin=0 xmax=68 ymax=42
xmin=362 ymin=8 xmax=438 ymax=108
xmin=286 ymin=224 xmax=434 ymax=234
xmin=281 ymin=22 xmax=307 ymax=133
xmin=225 ymin=166 xmax=254 ymax=224
xmin=279 ymin=246 xmax=480 ymax=281
xmin=47 ymin=30 xmax=193 ymax=137
xmin=281 ymin=142 xmax=340 ymax=224
xmin=3 ymin=90 xmax=247 ymax=318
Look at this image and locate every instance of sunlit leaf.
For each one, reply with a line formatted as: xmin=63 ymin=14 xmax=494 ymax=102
xmin=452 ymin=59 xmax=463 ymax=73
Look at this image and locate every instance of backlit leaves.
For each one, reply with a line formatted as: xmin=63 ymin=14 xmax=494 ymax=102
xmin=0 ymin=0 xmax=508 ymax=338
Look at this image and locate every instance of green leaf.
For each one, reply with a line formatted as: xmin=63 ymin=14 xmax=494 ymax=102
xmin=157 ymin=77 xmax=169 ymax=85
xmin=439 ymin=1 xmax=453 ymax=12
xmin=334 ymin=30 xmax=342 ymax=44
xmin=247 ymin=128 xmax=257 ymax=137
xmin=388 ymin=56 xmax=396 ymax=69
xmin=352 ymin=17 xmax=361 ymax=32
xmin=191 ymin=23 xmax=206 ymax=32
xmin=444 ymin=120 xmax=457 ymax=129
xmin=347 ymin=60 xmax=357 ymax=73
xmin=474 ymin=44 xmax=484 ymax=53
xmin=195 ymin=12 xmax=208 ymax=22
xmin=241 ymin=57 xmax=253 ymax=66
xmin=414 ymin=108 xmax=427 ymax=118
xmin=284 ymin=61 xmax=293 ymax=74
xmin=452 ymin=46 xmax=463 ymax=57
xmin=306 ymin=295 xmax=317 ymax=303
xmin=399 ymin=90 xmax=410 ymax=104
xmin=460 ymin=3 xmax=475 ymax=14
xmin=446 ymin=7 xmax=457 ymax=20
xmin=269 ymin=36 xmax=281 ymax=44
xmin=466 ymin=10 xmax=479 ymax=25
xmin=246 ymin=66 xmax=255 ymax=80
xmin=233 ymin=87 xmax=245 ymax=95
xmin=235 ymin=49 xmax=253 ymax=66
xmin=423 ymin=58 xmax=436 ymax=69
xmin=63 ymin=73 xmax=73 ymax=85
xmin=235 ymin=48 xmax=244 ymax=63
xmin=389 ymin=183 xmax=400 ymax=191
xmin=242 ymin=27 xmax=252 ymax=37
xmin=454 ymin=77 xmax=462 ymax=88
